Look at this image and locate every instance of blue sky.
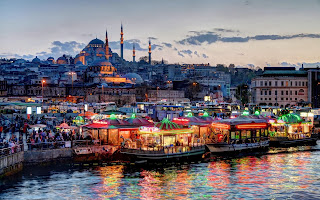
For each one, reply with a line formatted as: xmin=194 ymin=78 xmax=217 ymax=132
xmin=1 ymin=0 xmax=320 ymax=68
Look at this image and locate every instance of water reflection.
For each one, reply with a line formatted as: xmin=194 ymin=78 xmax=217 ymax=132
xmin=1 ymin=150 xmax=320 ymax=199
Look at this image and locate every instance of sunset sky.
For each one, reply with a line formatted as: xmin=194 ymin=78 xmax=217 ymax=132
xmin=1 ymin=0 xmax=320 ymax=68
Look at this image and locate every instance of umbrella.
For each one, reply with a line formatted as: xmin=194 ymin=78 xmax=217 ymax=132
xmin=29 ymin=124 xmax=47 ymax=128
xmin=56 ymin=123 xmax=77 ymax=129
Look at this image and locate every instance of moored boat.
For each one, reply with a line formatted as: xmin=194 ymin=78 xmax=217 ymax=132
xmin=269 ymin=113 xmax=317 ymax=147
xmin=206 ymin=116 xmax=270 ymax=154
xmin=120 ymin=118 xmax=206 ymax=162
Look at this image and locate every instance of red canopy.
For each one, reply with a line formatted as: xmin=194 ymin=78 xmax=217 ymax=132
xmin=101 ymin=118 xmax=130 ymax=126
xmin=172 ymin=116 xmax=208 ymax=125
xmin=125 ymin=117 xmax=153 ymax=126
xmin=56 ymin=123 xmax=77 ymax=129
xmin=83 ymin=123 xmax=109 ymax=129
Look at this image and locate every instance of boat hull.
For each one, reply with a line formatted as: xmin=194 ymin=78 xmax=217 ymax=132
xmin=120 ymin=146 xmax=206 ymax=163
xmin=206 ymin=141 xmax=269 ymax=154
xmin=269 ymin=137 xmax=318 ymax=147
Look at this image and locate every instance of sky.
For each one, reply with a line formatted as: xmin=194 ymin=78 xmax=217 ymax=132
xmin=1 ymin=0 xmax=320 ymax=68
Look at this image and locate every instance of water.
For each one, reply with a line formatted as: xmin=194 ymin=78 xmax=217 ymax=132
xmin=1 ymin=147 xmax=320 ymax=199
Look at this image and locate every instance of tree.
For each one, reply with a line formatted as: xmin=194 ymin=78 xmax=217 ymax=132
xmin=235 ymin=84 xmax=250 ymax=106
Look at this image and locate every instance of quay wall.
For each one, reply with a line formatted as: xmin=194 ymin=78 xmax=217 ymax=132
xmin=24 ymin=149 xmax=73 ymax=164
xmin=0 ymin=152 xmax=24 ymax=178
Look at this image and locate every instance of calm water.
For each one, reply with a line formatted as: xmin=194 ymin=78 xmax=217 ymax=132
xmin=1 ymin=146 xmax=320 ymax=200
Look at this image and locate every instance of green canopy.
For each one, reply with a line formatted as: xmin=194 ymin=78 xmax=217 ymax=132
xmin=278 ymin=113 xmax=302 ymax=124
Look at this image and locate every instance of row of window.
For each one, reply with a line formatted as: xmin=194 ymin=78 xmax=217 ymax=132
xmin=259 ymin=80 xmax=307 ymax=87
xmin=260 ymin=89 xmax=304 ymax=96
xmin=260 ymin=97 xmax=299 ymax=101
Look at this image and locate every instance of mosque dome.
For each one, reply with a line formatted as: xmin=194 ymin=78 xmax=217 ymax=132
xmin=57 ymin=56 xmax=68 ymax=64
xmin=76 ymin=61 xmax=84 ymax=65
xmin=32 ymin=56 xmax=40 ymax=63
xmin=90 ymin=59 xmax=112 ymax=67
xmin=123 ymin=73 xmax=143 ymax=84
xmin=88 ymin=38 xmax=104 ymax=45
xmin=47 ymin=57 xmax=55 ymax=63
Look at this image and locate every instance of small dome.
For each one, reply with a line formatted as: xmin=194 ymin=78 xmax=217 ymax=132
xmin=76 ymin=61 xmax=84 ymax=65
xmin=90 ymin=59 xmax=112 ymax=67
xmin=32 ymin=56 xmax=40 ymax=63
xmin=123 ymin=73 xmax=143 ymax=84
xmin=57 ymin=56 xmax=67 ymax=61
xmin=47 ymin=57 xmax=54 ymax=60
xmin=88 ymin=38 xmax=104 ymax=45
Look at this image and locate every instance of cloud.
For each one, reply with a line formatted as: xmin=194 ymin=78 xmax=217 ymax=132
xmin=177 ymin=51 xmax=184 ymax=58
xmin=214 ymin=28 xmax=239 ymax=33
xmin=148 ymin=37 xmax=158 ymax=40
xmin=1 ymin=41 xmax=86 ymax=60
xmin=194 ymin=51 xmax=200 ymax=57
xmin=162 ymin=42 xmax=172 ymax=48
xmin=0 ymin=53 xmax=35 ymax=60
xmin=177 ymin=31 xmax=320 ymax=45
xmin=202 ymin=53 xmax=208 ymax=58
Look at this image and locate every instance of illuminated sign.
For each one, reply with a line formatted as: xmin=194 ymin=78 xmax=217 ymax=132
xmin=36 ymin=107 xmax=41 ymax=114
xmin=93 ymin=120 xmax=109 ymax=125
xmin=172 ymin=118 xmax=190 ymax=124
xmin=211 ymin=123 xmax=230 ymax=129
xmin=139 ymin=126 xmax=160 ymax=133
xmin=236 ymin=123 xmax=267 ymax=129
xmin=27 ymin=107 xmax=32 ymax=115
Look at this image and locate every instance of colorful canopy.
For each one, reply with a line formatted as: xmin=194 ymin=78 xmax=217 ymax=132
xmin=100 ymin=118 xmax=130 ymax=126
xmin=56 ymin=123 xmax=77 ymax=129
xmin=278 ymin=113 xmax=303 ymax=124
xmin=155 ymin=118 xmax=182 ymax=130
xmin=172 ymin=116 xmax=208 ymax=125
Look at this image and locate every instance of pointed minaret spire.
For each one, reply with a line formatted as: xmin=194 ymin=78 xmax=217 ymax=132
xmin=105 ymin=28 xmax=109 ymax=61
xmin=148 ymin=39 xmax=152 ymax=65
xmin=120 ymin=23 xmax=124 ymax=60
xmin=133 ymin=43 xmax=136 ymax=62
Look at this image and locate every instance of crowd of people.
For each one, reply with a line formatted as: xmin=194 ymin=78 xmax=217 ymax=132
xmin=0 ymin=114 xmax=88 ymax=154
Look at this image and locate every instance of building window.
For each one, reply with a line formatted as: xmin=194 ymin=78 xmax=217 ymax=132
xmin=269 ymin=91 xmax=271 ymax=95
xmin=281 ymin=98 xmax=284 ymax=100
xmin=286 ymin=91 xmax=288 ymax=95
xmin=260 ymin=81 xmax=263 ymax=86
xmin=290 ymin=91 xmax=292 ymax=95
xmin=286 ymin=98 xmax=288 ymax=100
xmin=269 ymin=81 xmax=271 ymax=86
xmin=265 ymin=98 xmax=267 ymax=100
xmin=261 ymin=91 xmax=263 ymax=95
xmin=295 ymin=91 xmax=298 ymax=95
xmin=261 ymin=98 xmax=263 ymax=100
xmin=295 ymin=81 xmax=297 ymax=86
xmin=295 ymin=98 xmax=297 ymax=100
xmin=281 ymin=81 xmax=284 ymax=86
xmin=265 ymin=81 xmax=267 ymax=86
xmin=275 ymin=91 xmax=277 ymax=95
xmin=269 ymin=98 xmax=271 ymax=100
xmin=290 ymin=82 xmax=293 ymax=86
xmin=281 ymin=91 xmax=284 ymax=95
xmin=265 ymin=91 xmax=267 ymax=95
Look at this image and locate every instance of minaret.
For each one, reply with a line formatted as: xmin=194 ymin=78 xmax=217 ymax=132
xmin=120 ymin=23 xmax=124 ymax=60
xmin=133 ymin=43 xmax=136 ymax=62
xmin=148 ymin=39 xmax=151 ymax=65
xmin=105 ymin=29 xmax=109 ymax=61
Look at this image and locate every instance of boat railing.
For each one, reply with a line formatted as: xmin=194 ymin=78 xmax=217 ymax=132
xmin=72 ymin=140 xmax=98 ymax=147
xmin=0 ymin=144 xmax=24 ymax=158
xmin=122 ymin=144 xmax=204 ymax=155
xmin=26 ymin=141 xmax=71 ymax=151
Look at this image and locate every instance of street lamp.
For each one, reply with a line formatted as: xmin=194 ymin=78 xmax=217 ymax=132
xmin=68 ymin=72 xmax=76 ymax=96
xmin=42 ymin=79 xmax=46 ymax=107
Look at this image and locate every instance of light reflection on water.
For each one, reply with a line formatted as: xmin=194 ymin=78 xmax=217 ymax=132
xmin=1 ymin=150 xmax=320 ymax=199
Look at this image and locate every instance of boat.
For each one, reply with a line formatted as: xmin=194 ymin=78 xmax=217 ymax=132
xmin=206 ymin=116 xmax=270 ymax=154
xmin=120 ymin=118 xmax=206 ymax=162
xmin=269 ymin=113 xmax=318 ymax=147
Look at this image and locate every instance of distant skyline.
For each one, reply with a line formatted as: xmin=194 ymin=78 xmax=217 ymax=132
xmin=1 ymin=0 xmax=320 ymax=68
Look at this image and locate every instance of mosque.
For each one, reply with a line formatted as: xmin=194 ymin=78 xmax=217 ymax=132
xmin=75 ymin=25 xmax=146 ymax=85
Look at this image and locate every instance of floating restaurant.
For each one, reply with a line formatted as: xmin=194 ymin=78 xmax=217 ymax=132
xmin=120 ymin=118 xmax=206 ymax=161
xmin=206 ymin=116 xmax=270 ymax=154
xmin=269 ymin=113 xmax=317 ymax=146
